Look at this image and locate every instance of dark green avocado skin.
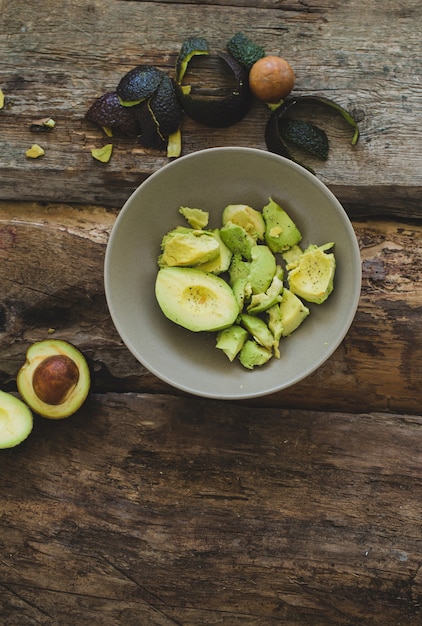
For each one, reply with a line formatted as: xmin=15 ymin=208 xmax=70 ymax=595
xmin=176 ymin=52 xmax=252 ymax=128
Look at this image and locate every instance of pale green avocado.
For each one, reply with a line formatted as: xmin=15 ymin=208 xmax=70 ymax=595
xmin=239 ymin=313 xmax=274 ymax=351
xmin=282 ymin=244 xmax=303 ymax=268
xmin=247 ymin=244 xmax=277 ymax=294
xmin=278 ymin=288 xmax=310 ymax=336
xmin=155 ymin=267 xmax=240 ymax=332
xmin=160 ymin=229 xmax=220 ymax=267
xmin=216 ymin=324 xmax=249 ymax=362
xmin=179 ymin=206 xmax=209 ymax=229
xmin=222 ymin=204 xmax=265 ymax=240
xmin=0 ymin=390 xmax=33 ymax=449
xmin=288 ymin=245 xmax=336 ymax=304
xmin=196 ymin=230 xmax=232 ymax=274
xmin=228 ymin=254 xmax=250 ymax=286
xmin=263 ymin=198 xmax=302 ymax=253
xmin=219 ymin=222 xmax=256 ymax=260
xmin=239 ymin=340 xmax=272 ymax=370
xmin=247 ymin=269 xmax=284 ymax=314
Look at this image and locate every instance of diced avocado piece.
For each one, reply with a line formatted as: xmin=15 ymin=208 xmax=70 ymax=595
xmin=288 ymin=245 xmax=336 ymax=304
xmin=196 ymin=230 xmax=232 ymax=274
xmin=247 ymin=268 xmax=284 ymax=314
xmin=179 ymin=206 xmax=209 ymax=229
xmin=282 ymin=244 xmax=303 ymax=268
xmin=239 ymin=340 xmax=272 ymax=370
xmin=239 ymin=313 xmax=274 ymax=351
xmin=267 ymin=304 xmax=284 ymax=358
xmin=228 ymin=254 xmax=251 ymax=286
xmin=262 ymin=198 xmax=302 ymax=253
xmin=278 ymin=288 xmax=310 ymax=336
xmin=155 ymin=267 xmax=239 ymax=332
xmin=247 ymin=244 xmax=277 ymax=294
xmin=219 ymin=222 xmax=256 ymax=261
xmin=216 ymin=325 xmax=249 ymax=362
xmin=222 ymin=204 xmax=265 ymax=240
xmin=160 ymin=229 xmax=220 ymax=266
xmin=231 ymin=276 xmax=249 ymax=310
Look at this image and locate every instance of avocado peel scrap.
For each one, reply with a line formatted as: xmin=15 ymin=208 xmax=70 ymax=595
xmin=265 ymin=96 xmax=359 ymax=172
xmin=175 ymin=46 xmax=252 ymax=128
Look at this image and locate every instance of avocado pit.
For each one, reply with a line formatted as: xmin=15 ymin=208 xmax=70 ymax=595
xmin=32 ymin=354 xmax=80 ymax=405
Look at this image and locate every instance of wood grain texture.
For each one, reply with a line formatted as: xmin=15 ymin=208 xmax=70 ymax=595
xmin=0 ymin=0 xmax=421 ymax=216
xmin=1 ymin=393 xmax=421 ymax=625
xmin=0 ymin=202 xmax=421 ymax=414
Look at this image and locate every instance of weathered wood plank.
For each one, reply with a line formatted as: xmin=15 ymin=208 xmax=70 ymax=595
xmin=1 ymin=393 xmax=421 ymax=624
xmin=0 ymin=0 xmax=421 ymax=216
xmin=0 ymin=202 xmax=420 ymax=414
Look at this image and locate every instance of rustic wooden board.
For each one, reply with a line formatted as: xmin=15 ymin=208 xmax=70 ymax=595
xmin=1 ymin=393 xmax=421 ymax=624
xmin=0 ymin=202 xmax=421 ymax=414
xmin=0 ymin=0 xmax=421 ymax=217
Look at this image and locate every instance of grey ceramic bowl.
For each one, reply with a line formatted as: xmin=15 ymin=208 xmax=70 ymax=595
xmin=104 ymin=147 xmax=361 ymax=399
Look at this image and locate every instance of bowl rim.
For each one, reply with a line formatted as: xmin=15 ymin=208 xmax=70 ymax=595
xmin=105 ymin=146 xmax=362 ymax=399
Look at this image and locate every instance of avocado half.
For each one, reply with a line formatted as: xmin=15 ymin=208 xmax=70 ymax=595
xmin=0 ymin=390 xmax=33 ymax=449
xmin=17 ymin=339 xmax=91 ymax=419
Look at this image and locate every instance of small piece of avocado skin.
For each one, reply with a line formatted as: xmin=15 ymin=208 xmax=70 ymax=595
xmin=227 ymin=32 xmax=266 ymax=71
xmin=263 ymin=198 xmax=302 ymax=253
xmin=216 ymin=325 xmax=249 ymax=362
xmin=239 ymin=340 xmax=272 ymax=369
xmin=279 ymin=118 xmax=329 ymax=160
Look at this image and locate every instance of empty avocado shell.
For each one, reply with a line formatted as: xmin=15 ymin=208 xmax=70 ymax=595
xmin=85 ymin=91 xmax=140 ymax=136
xmin=265 ymin=95 xmax=359 ymax=172
xmin=116 ymin=65 xmax=165 ymax=106
xmin=17 ymin=339 xmax=91 ymax=419
xmin=176 ymin=44 xmax=252 ymax=128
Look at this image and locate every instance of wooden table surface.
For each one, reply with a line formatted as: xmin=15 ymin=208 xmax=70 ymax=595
xmin=1 ymin=1 xmax=421 ymax=624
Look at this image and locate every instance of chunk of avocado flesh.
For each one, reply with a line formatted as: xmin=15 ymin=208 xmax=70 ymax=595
xmin=247 ymin=271 xmax=284 ymax=314
xmin=222 ymin=204 xmax=265 ymax=240
xmin=179 ymin=206 xmax=209 ymax=229
xmin=239 ymin=313 xmax=274 ymax=351
xmin=239 ymin=340 xmax=272 ymax=370
xmin=247 ymin=244 xmax=277 ymax=294
xmin=216 ymin=325 xmax=249 ymax=362
xmin=160 ymin=230 xmax=220 ymax=266
xmin=288 ymin=246 xmax=335 ymax=304
xmin=219 ymin=222 xmax=256 ymax=260
xmin=228 ymin=254 xmax=250 ymax=286
xmin=155 ymin=267 xmax=239 ymax=332
xmin=278 ymin=288 xmax=310 ymax=336
xmin=0 ymin=391 xmax=33 ymax=449
xmin=196 ymin=230 xmax=232 ymax=274
xmin=263 ymin=198 xmax=302 ymax=253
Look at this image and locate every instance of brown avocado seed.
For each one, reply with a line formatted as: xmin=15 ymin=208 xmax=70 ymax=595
xmin=32 ymin=355 xmax=80 ymax=405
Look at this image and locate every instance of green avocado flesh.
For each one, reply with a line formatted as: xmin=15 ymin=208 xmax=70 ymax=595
xmin=0 ymin=391 xmax=33 ymax=449
xmin=155 ymin=200 xmax=336 ymax=369
xmin=155 ymin=267 xmax=239 ymax=332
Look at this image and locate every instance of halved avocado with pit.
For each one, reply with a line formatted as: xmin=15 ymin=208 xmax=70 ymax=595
xmin=17 ymin=339 xmax=91 ymax=419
